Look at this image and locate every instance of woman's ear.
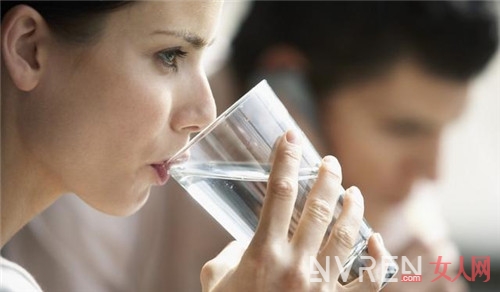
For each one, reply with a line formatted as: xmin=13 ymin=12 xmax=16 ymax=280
xmin=1 ymin=5 xmax=50 ymax=92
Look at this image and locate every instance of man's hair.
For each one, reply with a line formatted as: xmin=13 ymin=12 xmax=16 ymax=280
xmin=231 ymin=1 xmax=499 ymax=97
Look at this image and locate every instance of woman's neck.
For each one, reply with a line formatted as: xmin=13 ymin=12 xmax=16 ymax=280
xmin=1 ymin=91 xmax=63 ymax=248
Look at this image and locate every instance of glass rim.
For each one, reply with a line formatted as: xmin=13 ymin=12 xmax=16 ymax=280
xmin=167 ymin=79 xmax=270 ymax=164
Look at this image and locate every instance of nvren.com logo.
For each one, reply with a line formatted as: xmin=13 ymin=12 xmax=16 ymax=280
xmin=309 ymin=255 xmax=490 ymax=283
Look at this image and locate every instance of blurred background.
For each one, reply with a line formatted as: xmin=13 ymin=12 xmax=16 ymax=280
xmin=438 ymin=48 xmax=500 ymax=290
xmin=207 ymin=1 xmax=500 ymax=291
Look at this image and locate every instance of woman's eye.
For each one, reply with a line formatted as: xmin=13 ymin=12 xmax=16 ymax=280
xmin=157 ymin=48 xmax=187 ymax=71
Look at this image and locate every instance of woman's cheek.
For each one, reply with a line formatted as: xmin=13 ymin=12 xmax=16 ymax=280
xmin=118 ymin=85 xmax=172 ymax=138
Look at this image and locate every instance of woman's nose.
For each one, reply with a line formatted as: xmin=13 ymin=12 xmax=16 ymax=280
xmin=171 ymin=73 xmax=216 ymax=134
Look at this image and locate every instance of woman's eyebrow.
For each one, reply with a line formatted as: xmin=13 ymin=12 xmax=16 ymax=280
xmin=150 ymin=29 xmax=215 ymax=49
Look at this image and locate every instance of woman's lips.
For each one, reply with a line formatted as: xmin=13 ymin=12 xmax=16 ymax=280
xmin=151 ymin=151 xmax=189 ymax=185
xmin=151 ymin=162 xmax=169 ymax=185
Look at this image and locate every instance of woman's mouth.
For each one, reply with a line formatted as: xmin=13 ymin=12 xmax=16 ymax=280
xmin=151 ymin=161 xmax=169 ymax=185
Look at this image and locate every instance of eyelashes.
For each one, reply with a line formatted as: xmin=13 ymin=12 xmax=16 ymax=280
xmin=157 ymin=47 xmax=188 ymax=72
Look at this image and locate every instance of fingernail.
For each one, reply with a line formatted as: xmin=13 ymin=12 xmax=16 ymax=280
xmin=322 ymin=155 xmax=341 ymax=177
xmin=285 ymin=130 xmax=301 ymax=145
xmin=346 ymin=186 xmax=362 ymax=201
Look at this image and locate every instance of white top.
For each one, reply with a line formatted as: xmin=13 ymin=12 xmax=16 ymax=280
xmin=0 ymin=257 xmax=42 ymax=292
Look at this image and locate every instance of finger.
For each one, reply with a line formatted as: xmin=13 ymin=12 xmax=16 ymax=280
xmin=292 ymin=155 xmax=342 ymax=254
xmin=320 ymin=186 xmax=365 ymax=281
xmin=268 ymin=135 xmax=282 ymax=165
xmin=342 ymin=234 xmax=390 ymax=292
xmin=200 ymin=241 xmax=246 ymax=291
xmin=254 ymin=130 xmax=302 ymax=243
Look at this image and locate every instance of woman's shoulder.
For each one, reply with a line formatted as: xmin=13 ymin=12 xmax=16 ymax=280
xmin=0 ymin=257 xmax=43 ymax=292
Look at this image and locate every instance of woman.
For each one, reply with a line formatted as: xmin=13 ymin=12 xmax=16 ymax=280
xmin=0 ymin=1 xmax=388 ymax=291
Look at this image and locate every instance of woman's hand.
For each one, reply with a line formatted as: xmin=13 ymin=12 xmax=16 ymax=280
xmin=201 ymin=131 xmax=389 ymax=291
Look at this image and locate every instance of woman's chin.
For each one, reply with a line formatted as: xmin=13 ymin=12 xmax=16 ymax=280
xmin=80 ymin=187 xmax=152 ymax=217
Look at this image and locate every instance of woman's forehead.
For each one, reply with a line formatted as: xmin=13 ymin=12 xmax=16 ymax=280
xmin=107 ymin=1 xmax=221 ymax=43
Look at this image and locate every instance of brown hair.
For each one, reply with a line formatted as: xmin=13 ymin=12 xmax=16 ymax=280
xmin=1 ymin=1 xmax=133 ymax=43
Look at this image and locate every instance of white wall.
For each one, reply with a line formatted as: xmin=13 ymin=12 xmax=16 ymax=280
xmin=438 ymin=51 xmax=500 ymax=260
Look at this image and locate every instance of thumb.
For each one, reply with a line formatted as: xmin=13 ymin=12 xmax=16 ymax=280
xmin=201 ymin=241 xmax=246 ymax=291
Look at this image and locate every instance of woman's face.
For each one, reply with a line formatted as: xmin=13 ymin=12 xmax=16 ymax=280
xmin=19 ymin=1 xmax=221 ymax=215
xmin=319 ymin=60 xmax=468 ymax=214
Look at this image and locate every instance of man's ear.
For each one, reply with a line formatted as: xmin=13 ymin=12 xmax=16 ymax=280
xmin=1 ymin=5 xmax=50 ymax=92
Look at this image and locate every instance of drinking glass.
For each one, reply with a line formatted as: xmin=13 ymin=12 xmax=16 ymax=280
xmin=168 ymin=80 xmax=397 ymax=287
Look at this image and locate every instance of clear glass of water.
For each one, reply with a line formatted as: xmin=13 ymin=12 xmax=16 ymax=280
xmin=167 ymin=80 xmax=397 ymax=286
